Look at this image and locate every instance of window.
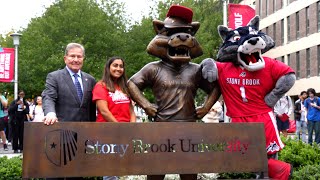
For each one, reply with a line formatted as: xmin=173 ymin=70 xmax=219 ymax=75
xmin=266 ymin=0 xmax=269 ymax=16
xmin=318 ymin=2 xmax=320 ymax=32
xmin=287 ymin=16 xmax=290 ymax=42
xmin=281 ymin=19 xmax=284 ymax=45
xmin=306 ymin=48 xmax=310 ymax=78
xmin=306 ymin=7 xmax=310 ymax=35
xmin=273 ymin=0 xmax=276 ymax=12
xmin=296 ymin=52 xmax=300 ymax=79
xmin=273 ymin=23 xmax=276 ymax=41
xmin=296 ymin=12 xmax=300 ymax=39
xmin=266 ymin=27 xmax=269 ymax=35
xmin=287 ymin=54 xmax=290 ymax=65
xmin=281 ymin=56 xmax=285 ymax=63
xmin=318 ymin=46 xmax=320 ymax=75
xmin=259 ymin=0 xmax=262 ymax=17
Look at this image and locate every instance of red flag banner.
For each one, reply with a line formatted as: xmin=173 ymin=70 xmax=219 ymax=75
xmin=0 ymin=48 xmax=15 ymax=82
xmin=228 ymin=4 xmax=255 ymax=30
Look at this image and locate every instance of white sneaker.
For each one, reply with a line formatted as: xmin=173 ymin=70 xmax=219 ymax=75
xmin=7 ymin=142 xmax=11 ymax=146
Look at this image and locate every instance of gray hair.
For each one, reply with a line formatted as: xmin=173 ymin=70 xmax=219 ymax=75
xmin=64 ymin=43 xmax=85 ymax=56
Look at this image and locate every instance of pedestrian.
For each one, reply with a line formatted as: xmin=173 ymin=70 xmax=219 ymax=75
xmin=202 ymin=100 xmax=223 ymax=123
xmin=8 ymin=90 xmax=29 ymax=153
xmin=0 ymin=91 xmax=8 ymax=151
xmin=29 ymin=96 xmax=44 ymax=122
xmin=92 ymin=57 xmax=136 ymax=180
xmin=294 ymin=91 xmax=308 ymax=142
xmin=304 ymin=88 xmax=320 ymax=145
xmin=42 ymin=42 xmax=96 ymax=125
xmin=274 ymin=94 xmax=293 ymax=138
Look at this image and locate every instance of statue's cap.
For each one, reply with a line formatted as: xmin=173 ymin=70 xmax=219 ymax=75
xmin=166 ymin=5 xmax=193 ymax=24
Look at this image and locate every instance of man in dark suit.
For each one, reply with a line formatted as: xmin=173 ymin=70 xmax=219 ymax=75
xmin=42 ymin=42 xmax=96 ymax=125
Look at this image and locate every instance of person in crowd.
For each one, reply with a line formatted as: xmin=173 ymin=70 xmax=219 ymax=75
xmin=0 ymin=91 xmax=8 ymax=151
xmin=304 ymin=88 xmax=320 ymax=145
xmin=29 ymin=96 xmax=44 ymax=122
xmin=8 ymin=90 xmax=29 ymax=153
xmin=42 ymin=42 xmax=96 ymax=125
xmin=92 ymin=56 xmax=136 ymax=180
xmin=274 ymin=94 xmax=293 ymax=138
xmin=294 ymin=91 xmax=308 ymax=142
xmin=133 ymin=101 xmax=146 ymax=122
xmin=202 ymin=100 xmax=223 ymax=123
xmin=27 ymin=98 xmax=35 ymax=121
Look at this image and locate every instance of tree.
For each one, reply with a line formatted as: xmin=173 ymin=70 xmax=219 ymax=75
xmin=16 ymin=0 xmax=128 ymax=97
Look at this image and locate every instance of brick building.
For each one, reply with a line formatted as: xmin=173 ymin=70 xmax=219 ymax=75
xmin=240 ymin=0 xmax=320 ymax=98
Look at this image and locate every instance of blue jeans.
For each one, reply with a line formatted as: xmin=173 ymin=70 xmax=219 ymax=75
xmin=296 ymin=120 xmax=307 ymax=142
xmin=307 ymin=120 xmax=320 ymax=144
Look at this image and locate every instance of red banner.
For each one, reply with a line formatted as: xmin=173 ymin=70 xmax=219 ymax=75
xmin=228 ymin=4 xmax=255 ymax=30
xmin=0 ymin=48 xmax=15 ymax=82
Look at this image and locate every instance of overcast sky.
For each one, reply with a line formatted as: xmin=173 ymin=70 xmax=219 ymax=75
xmin=0 ymin=0 xmax=156 ymax=35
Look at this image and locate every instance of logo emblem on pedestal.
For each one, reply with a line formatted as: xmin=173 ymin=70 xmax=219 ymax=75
xmin=45 ymin=129 xmax=78 ymax=166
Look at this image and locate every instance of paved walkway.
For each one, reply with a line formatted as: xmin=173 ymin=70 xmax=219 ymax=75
xmin=0 ymin=142 xmax=23 ymax=158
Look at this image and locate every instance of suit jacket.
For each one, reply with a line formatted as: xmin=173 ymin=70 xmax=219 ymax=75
xmin=42 ymin=67 xmax=96 ymax=122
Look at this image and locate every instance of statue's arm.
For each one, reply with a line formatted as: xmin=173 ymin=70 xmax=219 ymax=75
xmin=128 ymin=80 xmax=158 ymax=117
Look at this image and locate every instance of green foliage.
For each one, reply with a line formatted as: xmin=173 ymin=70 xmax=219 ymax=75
xmin=279 ymin=137 xmax=320 ymax=170
xmin=0 ymin=156 xmax=22 ymax=180
xmin=292 ymin=164 xmax=320 ymax=180
xmin=217 ymin=172 xmax=256 ymax=179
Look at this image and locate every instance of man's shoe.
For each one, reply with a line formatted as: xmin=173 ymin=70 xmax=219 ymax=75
xmin=13 ymin=150 xmax=18 ymax=153
xmin=3 ymin=144 xmax=8 ymax=151
xmin=19 ymin=150 xmax=23 ymax=153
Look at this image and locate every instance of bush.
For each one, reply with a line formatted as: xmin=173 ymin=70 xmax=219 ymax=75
xmin=279 ymin=137 xmax=320 ymax=171
xmin=0 ymin=156 xmax=22 ymax=180
xmin=292 ymin=164 xmax=320 ymax=180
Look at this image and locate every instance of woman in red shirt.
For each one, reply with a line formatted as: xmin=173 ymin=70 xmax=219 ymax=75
xmin=93 ymin=56 xmax=136 ymax=123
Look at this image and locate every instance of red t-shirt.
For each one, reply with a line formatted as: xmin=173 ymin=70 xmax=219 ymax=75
xmin=216 ymin=57 xmax=294 ymax=118
xmin=92 ymin=83 xmax=131 ymax=122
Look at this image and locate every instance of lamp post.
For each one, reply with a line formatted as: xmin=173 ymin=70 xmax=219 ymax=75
xmin=10 ymin=33 xmax=22 ymax=100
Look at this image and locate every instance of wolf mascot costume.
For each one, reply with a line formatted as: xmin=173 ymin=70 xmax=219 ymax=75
xmin=202 ymin=16 xmax=295 ymax=179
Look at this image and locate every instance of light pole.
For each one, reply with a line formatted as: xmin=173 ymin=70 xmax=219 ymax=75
xmin=10 ymin=33 xmax=22 ymax=100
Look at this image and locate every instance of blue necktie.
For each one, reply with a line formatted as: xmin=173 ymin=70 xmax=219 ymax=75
xmin=73 ymin=74 xmax=83 ymax=101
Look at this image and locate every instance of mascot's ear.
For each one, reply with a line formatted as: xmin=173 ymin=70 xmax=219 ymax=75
xmin=190 ymin=22 xmax=200 ymax=35
xmin=247 ymin=15 xmax=260 ymax=30
xmin=152 ymin=20 xmax=165 ymax=34
xmin=218 ymin=25 xmax=230 ymax=41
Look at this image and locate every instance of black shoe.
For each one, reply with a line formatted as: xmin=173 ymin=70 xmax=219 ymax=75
xmin=13 ymin=150 xmax=18 ymax=153
xmin=3 ymin=144 xmax=8 ymax=151
xmin=19 ymin=150 xmax=23 ymax=153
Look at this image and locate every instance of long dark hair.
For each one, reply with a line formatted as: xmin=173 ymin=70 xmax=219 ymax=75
xmin=101 ymin=56 xmax=129 ymax=96
xmin=16 ymin=90 xmax=27 ymax=105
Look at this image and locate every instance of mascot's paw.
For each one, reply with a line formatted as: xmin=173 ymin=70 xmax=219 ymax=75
xmin=196 ymin=106 xmax=210 ymax=119
xmin=201 ymin=58 xmax=218 ymax=83
xmin=264 ymin=92 xmax=279 ymax=108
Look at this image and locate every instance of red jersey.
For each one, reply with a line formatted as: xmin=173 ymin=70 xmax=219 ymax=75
xmin=217 ymin=57 xmax=294 ymax=118
xmin=92 ymin=83 xmax=131 ymax=122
